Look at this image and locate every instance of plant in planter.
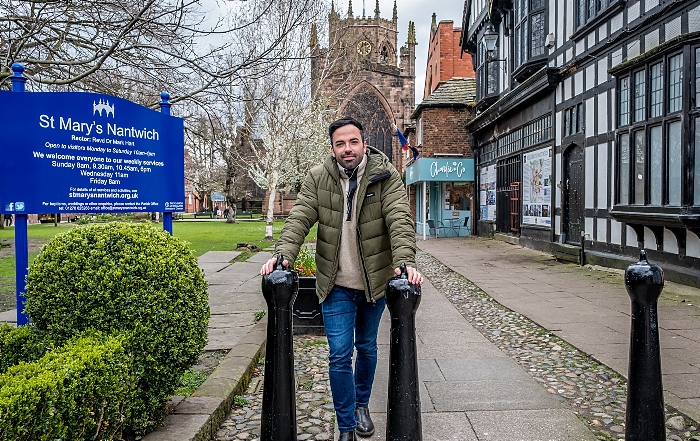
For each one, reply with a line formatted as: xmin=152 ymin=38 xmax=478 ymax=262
xmin=292 ymin=245 xmax=324 ymax=335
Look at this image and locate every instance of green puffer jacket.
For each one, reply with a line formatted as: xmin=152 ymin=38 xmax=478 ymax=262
xmin=275 ymin=147 xmax=416 ymax=302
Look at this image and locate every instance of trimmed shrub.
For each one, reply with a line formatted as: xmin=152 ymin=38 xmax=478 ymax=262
xmin=0 ymin=333 xmax=136 ymax=441
xmin=0 ymin=324 xmax=52 ymax=373
xmin=24 ymin=222 xmax=209 ymax=434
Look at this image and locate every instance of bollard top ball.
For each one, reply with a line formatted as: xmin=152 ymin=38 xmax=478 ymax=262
xmin=11 ymin=63 xmax=24 ymax=74
xmin=625 ymin=249 xmax=664 ymax=304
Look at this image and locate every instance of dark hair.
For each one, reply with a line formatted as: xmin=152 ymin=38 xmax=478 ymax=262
xmin=328 ymin=117 xmax=364 ymax=144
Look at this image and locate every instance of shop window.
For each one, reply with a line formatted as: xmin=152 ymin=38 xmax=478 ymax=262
xmin=695 ymin=117 xmax=700 ymax=205
xmin=619 ymin=77 xmax=630 ymax=126
xmin=445 ymin=182 xmax=473 ymax=211
xmin=634 ymin=130 xmax=645 ymax=204
xmin=633 ymin=70 xmax=646 ymax=122
xmin=618 ymin=133 xmax=630 ymax=205
xmin=649 ymin=126 xmax=662 ymax=205
xmin=477 ymin=39 xmax=499 ymax=101
xmin=649 ymin=62 xmax=663 ymax=118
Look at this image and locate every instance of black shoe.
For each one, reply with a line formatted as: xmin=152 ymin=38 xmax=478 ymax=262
xmin=354 ymin=406 xmax=375 ymax=437
xmin=339 ymin=431 xmax=357 ymax=441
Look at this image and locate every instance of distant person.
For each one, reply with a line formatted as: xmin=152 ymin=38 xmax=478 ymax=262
xmin=4 ymin=215 xmax=11 ymax=226
xmin=260 ymin=117 xmax=424 ymax=441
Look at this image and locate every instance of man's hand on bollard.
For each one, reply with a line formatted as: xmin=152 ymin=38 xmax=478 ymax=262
xmin=395 ymin=266 xmax=424 ymax=285
xmin=260 ymin=256 xmax=289 ymax=276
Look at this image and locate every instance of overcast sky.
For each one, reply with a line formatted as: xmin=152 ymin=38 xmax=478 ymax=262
xmin=372 ymin=0 xmax=466 ymax=105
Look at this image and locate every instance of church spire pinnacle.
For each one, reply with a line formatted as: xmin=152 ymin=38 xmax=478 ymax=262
xmin=407 ymin=21 xmax=417 ymax=45
xmin=392 ymin=0 xmax=397 ymax=23
xmin=374 ymin=0 xmax=380 ymax=18
xmin=348 ymin=0 xmax=353 ymax=18
xmin=431 ymin=13 xmax=437 ymax=33
xmin=310 ymin=22 xmax=318 ymax=49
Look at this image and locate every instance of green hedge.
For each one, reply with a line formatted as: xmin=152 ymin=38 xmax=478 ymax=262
xmin=0 ymin=324 xmax=51 ymax=373
xmin=0 ymin=333 xmax=136 ymax=441
xmin=24 ymin=222 xmax=210 ymax=434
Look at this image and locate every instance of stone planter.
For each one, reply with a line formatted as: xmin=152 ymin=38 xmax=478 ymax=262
xmin=292 ymin=276 xmax=324 ymax=335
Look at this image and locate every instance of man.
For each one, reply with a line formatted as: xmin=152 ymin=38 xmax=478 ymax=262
xmin=260 ymin=117 xmax=423 ymax=440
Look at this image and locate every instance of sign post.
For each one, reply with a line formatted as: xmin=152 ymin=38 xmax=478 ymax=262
xmin=0 ymin=64 xmax=185 ymax=324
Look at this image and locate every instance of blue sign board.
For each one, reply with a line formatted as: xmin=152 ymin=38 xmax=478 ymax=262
xmin=0 ymin=91 xmax=185 ymax=214
xmin=405 ymin=157 xmax=475 ymax=185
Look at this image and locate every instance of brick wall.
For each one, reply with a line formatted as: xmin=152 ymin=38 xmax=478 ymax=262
xmin=424 ymin=22 xmax=475 ymax=99
xmin=419 ymin=107 xmax=473 ymax=157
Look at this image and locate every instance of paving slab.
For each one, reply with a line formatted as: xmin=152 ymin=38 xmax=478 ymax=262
xmin=198 ymin=251 xmax=241 ymax=263
xmin=466 ymin=408 xmax=598 ymax=441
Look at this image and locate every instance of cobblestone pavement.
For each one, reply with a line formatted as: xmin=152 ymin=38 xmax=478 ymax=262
xmin=213 ymin=335 xmax=334 ymax=441
xmin=212 ymin=251 xmax=700 ymax=441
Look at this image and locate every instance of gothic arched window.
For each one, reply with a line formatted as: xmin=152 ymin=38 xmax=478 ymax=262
xmin=380 ymin=46 xmax=389 ymax=64
xmin=343 ymin=90 xmax=394 ymax=164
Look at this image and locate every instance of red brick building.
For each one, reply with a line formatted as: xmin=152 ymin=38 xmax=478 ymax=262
xmin=424 ymin=14 xmax=475 ymax=99
xmin=406 ymin=13 xmax=476 ymax=240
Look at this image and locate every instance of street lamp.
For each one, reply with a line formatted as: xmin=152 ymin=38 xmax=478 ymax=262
xmin=482 ymin=24 xmax=504 ymax=62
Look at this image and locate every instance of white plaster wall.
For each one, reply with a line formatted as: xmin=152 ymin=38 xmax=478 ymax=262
xmin=566 ymin=0 xmax=574 ymax=44
xmin=558 ymin=1 xmax=566 ymax=47
xmin=587 ymin=33 xmax=596 ymax=51
xmin=611 ymin=220 xmax=622 ymax=245
xmin=610 ymin=139 xmax=616 ymax=209
xmin=566 ymin=47 xmax=573 ymax=64
xmin=555 ymin=111 xmax=562 ymax=145
xmin=556 ymin=152 xmax=562 ymax=212
xmin=611 ymin=48 xmax=623 ymax=69
xmin=610 ymin=85 xmax=616 ymax=129
xmin=586 ymin=97 xmax=595 ymax=138
xmin=585 ymin=217 xmax=594 ymax=241
xmin=643 ymin=226 xmax=657 ymax=251
xmin=575 ymin=71 xmax=584 ymax=96
xmin=627 ymin=225 xmax=638 ymax=247
xmin=585 ymin=145 xmax=596 ymax=209
xmin=690 ymin=5 xmax=700 ymax=33
xmin=586 ymin=64 xmax=596 ymax=91
xmin=564 ymin=77 xmax=572 ymax=101
xmin=666 ymin=17 xmax=682 ymax=41
xmin=628 ymin=1 xmax=640 ymax=22
xmin=611 ymin=12 xmax=624 ymax=34
xmin=645 ymin=29 xmax=659 ymax=52
xmin=688 ymin=230 xmax=700 ymax=258
xmin=645 ymin=0 xmax=659 ymax=12
xmin=555 ymin=215 xmax=561 ymax=235
xmin=597 ymin=143 xmax=608 ymax=209
xmin=628 ymin=39 xmax=641 ymax=59
xmin=576 ymin=40 xmax=585 ymax=57
xmin=597 ymin=218 xmax=608 ymax=243
xmin=598 ymin=23 xmax=607 ymax=41
xmin=557 ymin=54 xmax=564 ymax=67
xmin=598 ymin=92 xmax=608 ymax=134
xmin=598 ymin=57 xmax=609 ymax=85
xmin=664 ymin=228 xmax=679 ymax=255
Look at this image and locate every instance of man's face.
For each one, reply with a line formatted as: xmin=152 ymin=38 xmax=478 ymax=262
xmin=331 ymin=124 xmax=366 ymax=170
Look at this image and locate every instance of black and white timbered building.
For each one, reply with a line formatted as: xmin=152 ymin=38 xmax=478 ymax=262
xmin=462 ymin=0 xmax=700 ymax=284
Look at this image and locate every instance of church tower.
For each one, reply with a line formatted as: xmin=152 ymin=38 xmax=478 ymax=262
xmin=311 ymin=0 xmax=416 ymax=169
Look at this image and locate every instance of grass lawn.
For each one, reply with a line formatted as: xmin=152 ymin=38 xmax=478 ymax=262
xmin=0 ymin=219 xmax=318 ymax=312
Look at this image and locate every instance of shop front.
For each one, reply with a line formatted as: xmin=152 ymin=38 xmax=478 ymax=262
xmin=406 ymin=157 xmax=475 ymax=240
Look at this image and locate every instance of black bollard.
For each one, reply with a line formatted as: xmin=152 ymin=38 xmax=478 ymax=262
xmin=625 ymin=250 xmax=665 ymax=441
xmin=385 ymin=263 xmax=422 ymax=441
xmin=261 ymin=254 xmax=298 ymax=441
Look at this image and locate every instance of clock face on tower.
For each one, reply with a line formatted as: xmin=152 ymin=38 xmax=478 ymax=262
xmin=357 ymin=40 xmax=372 ymax=56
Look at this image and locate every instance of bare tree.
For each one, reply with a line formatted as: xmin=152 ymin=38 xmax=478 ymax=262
xmin=0 ymin=0 xmax=320 ymax=108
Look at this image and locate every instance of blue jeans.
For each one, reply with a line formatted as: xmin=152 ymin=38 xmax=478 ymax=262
xmin=322 ymin=285 xmax=386 ymax=433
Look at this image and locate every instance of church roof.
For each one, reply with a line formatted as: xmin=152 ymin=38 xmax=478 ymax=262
xmin=412 ymin=78 xmax=476 ymax=118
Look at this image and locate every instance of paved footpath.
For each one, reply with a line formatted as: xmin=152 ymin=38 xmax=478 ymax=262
xmin=418 ymin=236 xmax=700 ymax=426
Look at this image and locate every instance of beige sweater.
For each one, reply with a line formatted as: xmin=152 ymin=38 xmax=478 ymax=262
xmin=335 ymin=155 xmax=367 ymax=290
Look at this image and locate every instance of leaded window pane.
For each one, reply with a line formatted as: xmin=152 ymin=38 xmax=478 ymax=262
xmin=620 ymin=134 xmax=630 ymax=204
xmin=669 ymin=54 xmax=683 ymax=113
xmin=577 ymin=103 xmax=584 ymax=133
xmin=564 ymin=109 xmax=570 ymax=137
xmin=696 ymin=49 xmax=700 ymax=108
xmin=531 ymin=12 xmax=545 ymax=57
xmin=577 ymin=0 xmax=586 ymax=27
xmin=634 ymin=70 xmax=646 ymax=122
xmin=532 ymin=0 xmax=545 ymax=10
xmin=634 ymin=130 xmax=645 ymax=204
xmin=650 ymin=63 xmax=663 ymax=118
xmin=620 ymin=77 xmax=630 ymax=126
xmin=599 ymin=0 xmax=608 ymax=9
xmin=487 ymin=62 xmax=498 ymax=94
xmin=695 ymin=118 xmax=700 ymax=205
xmin=650 ymin=126 xmax=663 ymax=205
xmin=588 ymin=0 xmax=596 ymax=21
xmin=668 ymin=121 xmax=682 ymax=205
xmin=521 ymin=21 xmax=528 ymax=61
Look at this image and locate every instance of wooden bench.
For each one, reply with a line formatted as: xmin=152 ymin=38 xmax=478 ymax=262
xmin=193 ymin=211 xmax=213 ymax=219
xmin=236 ymin=210 xmax=253 ymax=219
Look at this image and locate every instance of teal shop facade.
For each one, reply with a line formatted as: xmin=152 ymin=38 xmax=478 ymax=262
xmin=406 ymin=157 xmax=475 ymax=239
